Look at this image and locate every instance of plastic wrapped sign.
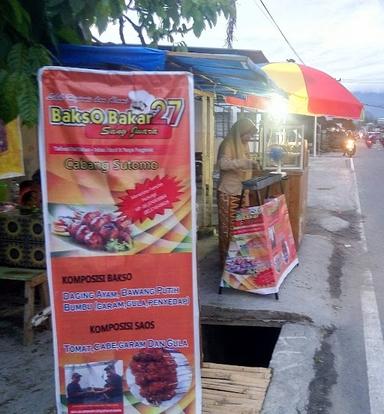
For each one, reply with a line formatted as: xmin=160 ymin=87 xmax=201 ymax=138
xmin=221 ymin=195 xmax=298 ymax=295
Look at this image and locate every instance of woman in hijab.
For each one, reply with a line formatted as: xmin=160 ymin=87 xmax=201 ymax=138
xmin=217 ymin=118 xmax=260 ymax=266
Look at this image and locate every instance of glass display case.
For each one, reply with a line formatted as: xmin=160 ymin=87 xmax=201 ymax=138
xmin=262 ymin=125 xmax=305 ymax=171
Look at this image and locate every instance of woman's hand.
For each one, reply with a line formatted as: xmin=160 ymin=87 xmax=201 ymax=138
xmin=240 ymin=159 xmax=260 ymax=169
xmin=251 ymin=159 xmax=261 ymax=170
xmin=218 ymin=157 xmax=260 ymax=171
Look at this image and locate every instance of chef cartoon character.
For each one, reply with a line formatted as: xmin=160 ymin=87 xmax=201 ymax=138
xmin=128 ymin=90 xmax=156 ymax=115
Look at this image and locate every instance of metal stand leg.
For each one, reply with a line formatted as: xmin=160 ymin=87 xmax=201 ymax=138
xmin=239 ymin=190 xmax=245 ymax=208
xmin=274 ymin=292 xmax=279 ymax=300
xmin=256 ymin=191 xmax=261 ymax=205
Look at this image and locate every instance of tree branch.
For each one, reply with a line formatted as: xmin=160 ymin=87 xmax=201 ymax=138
xmin=225 ymin=1 xmax=237 ymax=48
xmin=123 ymin=14 xmax=146 ymax=45
xmin=91 ymin=35 xmax=102 ymax=44
xmin=119 ymin=16 xmax=126 ymax=44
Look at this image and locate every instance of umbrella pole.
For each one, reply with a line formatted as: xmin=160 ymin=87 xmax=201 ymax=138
xmin=313 ymin=115 xmax=317 ymax=157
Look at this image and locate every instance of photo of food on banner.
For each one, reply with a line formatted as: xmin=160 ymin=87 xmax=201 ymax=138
xmin=48 ymin=173 xmax=186 ymax=256
xmin=126 ymin=348 xmax=192 ymax=409
xmin=51 ymin=206 xmax=134 ymax=253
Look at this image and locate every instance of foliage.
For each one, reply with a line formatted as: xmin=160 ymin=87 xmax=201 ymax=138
xmin=0 ymin=44 xmax=51 ymax=125
xmin=0 ymin=0 xmax=128 ymax=125
xmin=121 ymin=0 xmax=237 ymax=47
xmin=0 ymin=0 xmax=237 ymax=126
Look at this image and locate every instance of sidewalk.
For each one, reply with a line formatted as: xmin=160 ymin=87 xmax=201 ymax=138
xmin=0 ymin=154 xmax=356 ymax=413
xmin=198 ymin=154 xmax=357 ymax=413
xmin=263 ymin=154 xmax=358 ymax=413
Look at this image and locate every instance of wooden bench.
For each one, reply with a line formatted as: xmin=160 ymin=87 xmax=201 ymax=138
xmin=0 ymin=266 xmax=49 ymax=345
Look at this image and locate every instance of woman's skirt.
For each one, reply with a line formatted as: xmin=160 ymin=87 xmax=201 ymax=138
xmin=217 ymin=190 xmax=248 ymax=267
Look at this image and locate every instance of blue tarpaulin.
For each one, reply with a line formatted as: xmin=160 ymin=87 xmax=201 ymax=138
xmin=55 ymin=44 xmax=166 ymax=71
xmin=55 ymin=44 xmax=283 ymax=99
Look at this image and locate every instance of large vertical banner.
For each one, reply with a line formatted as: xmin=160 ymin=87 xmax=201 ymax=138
xmin=38 ymin=67 xmax=200 ymax=414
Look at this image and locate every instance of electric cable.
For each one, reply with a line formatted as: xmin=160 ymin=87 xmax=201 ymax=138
xmin=258 ymin=0 xmax=305 ymax=64
xmin=362 ymin=103 xmax=384 ymax=109
xmin=251 ymin=0 xmax=271 ymax=22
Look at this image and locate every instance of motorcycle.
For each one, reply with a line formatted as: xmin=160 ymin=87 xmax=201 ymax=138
xmin=365 ymin=138 xmax=373 ymax=148
xmin=344 ymin=138 xmax=356 ymax=157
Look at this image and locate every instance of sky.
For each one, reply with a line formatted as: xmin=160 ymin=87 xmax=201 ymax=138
xmin=94 ymin=0 xmax=384 ymax=94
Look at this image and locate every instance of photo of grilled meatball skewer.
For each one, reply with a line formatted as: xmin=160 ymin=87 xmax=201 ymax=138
xmin=52 ymin=209 xmax=133 ymax=252
xmin=127 ymin=348 xmax=192 ymax=408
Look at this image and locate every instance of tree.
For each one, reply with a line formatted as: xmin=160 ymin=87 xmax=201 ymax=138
xmin=0 ymin=0 xmax=237 ymax=126
xmin=117 ymin=0 xmax=237 ymax=47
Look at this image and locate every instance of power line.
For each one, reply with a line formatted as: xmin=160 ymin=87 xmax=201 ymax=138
xmin=363 ymin=103 xmax=384 ymax=110
xmin=258 ymin=0 xmax=305 ymax=64
xmin=342 ymin=79 xmax=384 ymax=84
xmin=251 ymin=0 xmax=272 ymax=22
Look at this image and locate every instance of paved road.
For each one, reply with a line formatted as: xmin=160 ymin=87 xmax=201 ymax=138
xmin=262 ymin=144 xmax=384 ymax=414
xmin=300 ymin=142 xmax=384 ymax=414
xmin=350 ymin=140 xmax=384 ymax=414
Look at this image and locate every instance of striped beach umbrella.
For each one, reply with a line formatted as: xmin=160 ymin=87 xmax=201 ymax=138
xmin=261 ymin=62 xmax=363 ymax=119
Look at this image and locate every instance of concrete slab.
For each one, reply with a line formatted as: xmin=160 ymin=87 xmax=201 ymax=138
xmin=262 ymin=323 xmax=321 ymax=414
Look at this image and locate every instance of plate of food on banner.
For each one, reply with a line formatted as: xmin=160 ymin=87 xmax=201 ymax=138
xmin=50 ymin=206 xmax=134 ymax=254
xmin=126 ymin=348 xmax=192 ymax=410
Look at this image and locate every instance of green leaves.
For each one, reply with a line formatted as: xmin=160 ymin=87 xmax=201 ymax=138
xmin=7 ymin=43 xmax=29 ymax=73
xmin=0 ymin=71 xmax=39 ymax=127
xmin=0 ymin=72 xmax=20 ymax=124
xmin=122 ymin=0 xmax=236 ymax=46
xmin=131 ymin=0 xmax=236 ymax=45
xmin=28 ymin=46 xmax=52 ymax=75
xmin=0 ymin=43 xmax=52 ymax=125
xmin=0 ymin=0 xmax=238 ymax=126
xmin=68 ymin=0 xmax=85 ymax=15
xmin=17 ymin=73 xmax=38 ymax=126
xmin=1 ymin=0 xmax=31 ymax=40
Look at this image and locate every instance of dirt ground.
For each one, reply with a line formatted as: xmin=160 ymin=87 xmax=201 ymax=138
xmin=0 ymin=293 xmax=55 ymax=413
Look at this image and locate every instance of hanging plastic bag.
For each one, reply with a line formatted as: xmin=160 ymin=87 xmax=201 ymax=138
xmin=0 ymin=118 xmax=25 ymax=179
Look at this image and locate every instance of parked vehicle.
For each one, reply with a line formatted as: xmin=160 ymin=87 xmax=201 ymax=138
xmin=368 ymin=132 xmax=380 ymax=143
